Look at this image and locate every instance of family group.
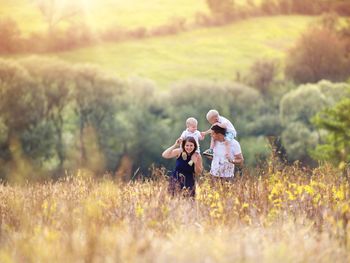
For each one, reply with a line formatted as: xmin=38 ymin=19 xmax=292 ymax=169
xmin=162 ymin=109 xmax=244 ymax=196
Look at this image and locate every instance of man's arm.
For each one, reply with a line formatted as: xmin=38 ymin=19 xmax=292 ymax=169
xmin=231 ymin=140 xmax=243 ymax=166
xmin=231 ymin=153 xmax=244 ymax=166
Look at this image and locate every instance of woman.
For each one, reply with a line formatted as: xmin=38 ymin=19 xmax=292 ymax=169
xmin=162 ymin=136 xmax=203 ymax=197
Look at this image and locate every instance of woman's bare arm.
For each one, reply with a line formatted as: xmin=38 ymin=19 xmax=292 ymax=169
xmin=162 ymin=138 xmax=182 ymax=159
xmin=192 ymin=154 xmax=203 ymax=175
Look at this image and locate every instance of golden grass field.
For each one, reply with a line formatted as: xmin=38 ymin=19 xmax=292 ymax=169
xmin=0 ymin=165 xmax=349 ymax=262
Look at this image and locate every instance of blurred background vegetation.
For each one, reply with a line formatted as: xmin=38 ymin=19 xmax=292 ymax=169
xmin=0 ymin=0 xmax=350 ymax=182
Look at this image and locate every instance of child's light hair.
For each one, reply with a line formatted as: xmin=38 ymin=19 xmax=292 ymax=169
xmin=186 ymin=117 xmax=198 ymax=127
xmin=206 ymin=109 xmax=219 ymax=121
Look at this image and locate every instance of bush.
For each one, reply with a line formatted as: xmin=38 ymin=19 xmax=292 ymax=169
xmin=248 ymin=59 xmax=278 ymax=95
xmin=279 ymin=80 xmax=350 ymax=163
xmin=0 ymin=18 xmax=23 ymax=53
xmin=333 ymin=1 xmax=350 ymax=16
xmin=285 ymin=27 xmax=350 ymax=84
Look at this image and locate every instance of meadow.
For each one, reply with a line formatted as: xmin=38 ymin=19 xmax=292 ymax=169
xmin=1 ymin=1 xmax=349 ymax=261
xmin=0 ymin=165 xmax=349 ymax=262
xmin=0 ymin=0 xmax=263 ymax=34
xmin=1 ymin=0 xmax=315 ymax=87
xmin=0 ymin=0 xmax=209 ymax=34
xmin=51 ymin=15 xmax=314 ymax=88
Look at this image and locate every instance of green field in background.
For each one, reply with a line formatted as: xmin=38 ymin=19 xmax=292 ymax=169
xmin=0 ymin=0 xmax=314 ymax=88
xmin=51 ymin=16 xmax=314 ymax=88
xmin=0 ymin=0 xmax=208 ymax=34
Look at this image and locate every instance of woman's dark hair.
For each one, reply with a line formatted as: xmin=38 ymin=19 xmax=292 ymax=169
xmin=182 ymin=136 xmax=197 ymax=156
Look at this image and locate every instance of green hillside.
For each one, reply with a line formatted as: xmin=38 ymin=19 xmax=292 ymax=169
xmin=51 ymin=16 xmax=314 ymax=88
xmin=0 ymin=0 xmax=315 ymax=88
xmin=0 ymin=0 xmax=209 ymax=34
xmin=0 ymin=0 xmax=263 ymax=34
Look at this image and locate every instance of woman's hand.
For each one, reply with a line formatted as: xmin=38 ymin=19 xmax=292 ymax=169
xmin=175 ymin=138 xmax=182 ymax=147
xmin=162 ymin=138 xmax=182 ymax=159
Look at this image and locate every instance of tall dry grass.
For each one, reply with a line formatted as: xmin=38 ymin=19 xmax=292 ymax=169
xmin=0 ymin=165 xmax=349 ymax=263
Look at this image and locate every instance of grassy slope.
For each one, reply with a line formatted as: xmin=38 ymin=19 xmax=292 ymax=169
xmin=0 ymin=0 xmax=208 ymax=34
xmin=53 ymin=16 xmax=314 ymax=88
xmin=0 ymin=0 xmax=314 ymax=88
xmin=0 ymin=0 xmax=263 ymax=33
xmin=0 ymin=0 xmax=46 ymax=34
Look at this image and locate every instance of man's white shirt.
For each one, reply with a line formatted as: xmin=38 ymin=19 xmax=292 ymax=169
xmin=210 ymin=139 xmax=241 ymax=178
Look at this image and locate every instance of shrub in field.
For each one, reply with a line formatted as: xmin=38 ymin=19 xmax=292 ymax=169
xmin=206 ymin=0 xmax=236 ymax=22
xmin=279 ymin=80 xmax=350 ymax=163
xmin=166 ymin=80 xmax=261 ymax=136
xmin=248 ymin=59 xmax=278 ymax=96
xmin=114 ymin=78 xmax=172 ymax=176
xmin=285 ymin=27 xmax=350 ymax=84
xmin=71 ymin=64 xmax=127 ymax=173
xmin=0 ymin=17 xmax=23 ymax=53
xmin=312 ymin=97 xmax=350 ymax=168
xmin=19 ymin=56 xmax=75 ymax=170
xmin=0 ymin=59 xmax=48 ymax=181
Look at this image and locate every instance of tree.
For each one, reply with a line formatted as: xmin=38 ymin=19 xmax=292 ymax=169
xmin=280 ymin=84 xmax=327 ymax=127
xmin=114 ymin=78 xmax=171 ymax=177
xmin=0 ymin=59 xmax=47 ymax=180
xmin=72 ymin=64 xmax=126 ymax=173
xmin=312 ymin=98 xmax=350 ymax=168
xmin=34 ymin=0 xmax=81 ymax=34
xmin=206 ymin=0 xmax=236 ymax=21
xmin=164 ymin=80 xmax=266 ymax=167
xmin=19 ymin=56 xmax=74 ymax=170
xmin=285 ymin=27 xmax=350 ymax=84
xmin=0 ymin=18 xmax=22 ymax=53
xmin=0 ymin=59 xmax=45 ymax=139
xmin=279 ymin=80 xmax=350 ymax=163
xmin=248 ymin=59 xmax=278 ymax=96
xmin=261 ymin=0 xmax=280 ymax=14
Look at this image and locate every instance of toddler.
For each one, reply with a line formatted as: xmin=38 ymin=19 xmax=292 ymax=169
xmin=202 ymin=109 xmax=237 ymax=161
xmin=180 ymin=117 xmax=204 ymax=160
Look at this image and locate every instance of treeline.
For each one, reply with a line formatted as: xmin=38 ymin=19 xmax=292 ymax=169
xmin=0 ymin=55 xmax=349 ymax=182
xmin=1 ymin=15 xmax=350 ymax=181
xmin=0 ymin=57 xmax=260 ymax=181
xmin=1 ymin=0 xmax=350 ymax=54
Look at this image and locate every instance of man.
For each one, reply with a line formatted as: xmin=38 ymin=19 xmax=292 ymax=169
xmin=206 ymin=125 xmax=243 ymax=179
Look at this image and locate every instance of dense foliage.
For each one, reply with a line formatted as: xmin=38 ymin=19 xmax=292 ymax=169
xmin=0 ymin=54 xmax=349 ymax=181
